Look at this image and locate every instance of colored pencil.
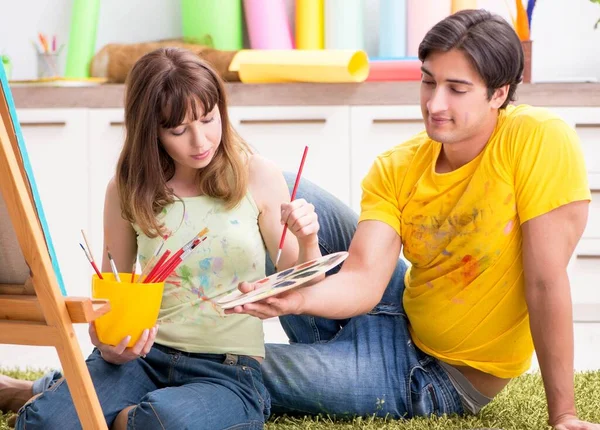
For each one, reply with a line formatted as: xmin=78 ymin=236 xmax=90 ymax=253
xmin=274 ymin=145 xmax=309 ymax=268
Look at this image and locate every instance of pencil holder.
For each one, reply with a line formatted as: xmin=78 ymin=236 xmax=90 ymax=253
xmin=36 ymin=52 xmax=61 ymax=79
xmin=91 ymin=273 xmax=164 ymax=347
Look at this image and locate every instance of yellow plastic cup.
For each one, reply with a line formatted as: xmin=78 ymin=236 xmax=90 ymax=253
xmin=91 ymin=273 xmax=164 ymax=347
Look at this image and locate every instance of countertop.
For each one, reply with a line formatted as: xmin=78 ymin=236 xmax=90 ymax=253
xmin=10 ymin=82 xmax=600 ymax=108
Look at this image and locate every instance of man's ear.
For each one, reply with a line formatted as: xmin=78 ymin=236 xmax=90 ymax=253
xmin=490 ymin=84 xmax=510 ymax=109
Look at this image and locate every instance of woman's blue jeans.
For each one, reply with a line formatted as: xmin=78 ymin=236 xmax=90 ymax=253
xmin=17 ymin=344 xmax=269 ymax=429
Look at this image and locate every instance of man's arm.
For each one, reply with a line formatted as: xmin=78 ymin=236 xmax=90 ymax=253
xmin=228 ymin=219 xmax=402 ymax=320
xmin=522 ymin=200 xmax=588 ymax=427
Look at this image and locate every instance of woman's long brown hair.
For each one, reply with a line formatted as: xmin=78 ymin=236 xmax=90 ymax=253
xmin=116 ymin=47 xmax=251 ymax=238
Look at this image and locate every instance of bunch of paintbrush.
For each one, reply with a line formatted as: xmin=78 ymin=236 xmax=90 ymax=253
xmin=139 ymin=227 xmax=209 ymax=284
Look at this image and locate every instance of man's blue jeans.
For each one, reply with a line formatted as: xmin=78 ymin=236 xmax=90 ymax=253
xmin=261 ymin=173 xmax=465 ymax=419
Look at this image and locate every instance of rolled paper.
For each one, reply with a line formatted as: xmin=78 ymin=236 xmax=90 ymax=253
xmin=296 ymin=0 xmax=324 ymax=49
xmin=181 ymin=0 xmax=243 ymax=50
xmin=366 ymin=59 xmax=422 ymax=81
xmin=64 ymin=0 xmax=100 ymax=78
xmin=243 ymin=0 xmax=293 ymax=49
xmin=407 ymin=0 xmax=451 ymax=57
xmin=229 ymin=49 xmax=369 ymax=83
xmin=452 ymin=0 xmax=477 ymax=13
xmin=325 ymin=0 xmax=364 ymax=50
xmin=379 ymin=0 xmax=407 ymax=58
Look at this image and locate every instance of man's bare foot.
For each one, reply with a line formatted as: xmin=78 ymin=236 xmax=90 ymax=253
xmin=0 ymin=375 xmax=34 ymax=413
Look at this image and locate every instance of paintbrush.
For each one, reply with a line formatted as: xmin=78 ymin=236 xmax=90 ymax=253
xmin=106 ymin=246 xmax=121 ymax=282
xmin=274 ymin=145 xmax=309 ymax=269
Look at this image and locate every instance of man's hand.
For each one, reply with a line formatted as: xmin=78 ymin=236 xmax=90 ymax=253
xmin=89 ymin=322 xmax=158 ymax=365
xmin=553 ymin=415 xmax=600 ymax=430
xmin=224 ymin=281 xmax=306 ymax=319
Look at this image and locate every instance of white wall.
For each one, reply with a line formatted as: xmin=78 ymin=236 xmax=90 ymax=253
xmin=1 ymin=0 xmax=599 ymax=82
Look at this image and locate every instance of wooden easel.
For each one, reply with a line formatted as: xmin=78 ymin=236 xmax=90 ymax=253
xmin=0 ymin=68 xmax=110 ymax=428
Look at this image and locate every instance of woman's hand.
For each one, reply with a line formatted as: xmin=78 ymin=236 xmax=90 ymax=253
xmin=281 ymin=198 xmax=319 ymax=247
xmin=89 ymin=322 xmax=158 ymax=365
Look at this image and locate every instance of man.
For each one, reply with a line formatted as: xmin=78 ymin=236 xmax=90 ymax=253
xmin=228 ymin=9 xmax=599 ymax=430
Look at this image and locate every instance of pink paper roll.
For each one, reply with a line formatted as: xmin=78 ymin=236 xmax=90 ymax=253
xmin=366 ymin=60 xmax=422 ymax=81
xmin=407 ymin=0 xmax=451 ymax=57
xmin=243 ymin=0 xmax=293 ymax=49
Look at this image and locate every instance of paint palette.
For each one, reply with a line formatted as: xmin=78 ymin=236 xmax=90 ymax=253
xmin=217 ymin=251 xmax=349 ymax=309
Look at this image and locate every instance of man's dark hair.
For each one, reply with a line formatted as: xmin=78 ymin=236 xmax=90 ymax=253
xmin=418 ymin=9 xmax=523 ymax=109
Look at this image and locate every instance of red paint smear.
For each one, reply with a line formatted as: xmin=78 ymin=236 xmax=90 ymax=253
xmin=461 ymin=255 xmax=478 ymax=285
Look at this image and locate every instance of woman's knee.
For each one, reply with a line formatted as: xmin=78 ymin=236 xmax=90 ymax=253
xmin=129 ymin=397 xmax=265 ymax=430
xmin=16 ymin=380 xmax=80 ymax=430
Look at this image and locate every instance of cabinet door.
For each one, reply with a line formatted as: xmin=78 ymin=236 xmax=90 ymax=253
xmin=349 ymin=105 xmax=424 ymax=213
xmin=16 ymin=109 xmax=90 ymax=297
xmin=88 ymin=109 xmax=126 ymax=265
xmin=229 ymin=106 xmax=351 ymax=206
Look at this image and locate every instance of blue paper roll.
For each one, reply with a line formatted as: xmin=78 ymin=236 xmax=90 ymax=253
xmin=379 ymin=0 xmax=407 ymax=58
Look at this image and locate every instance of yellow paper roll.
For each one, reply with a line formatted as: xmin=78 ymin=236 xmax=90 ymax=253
xmin=296 ymin=0 xmax=324 ymax=49
xmin=229 ymin=49 xmax=369 ymax=83
xmin=452 ymin=0 xmax=477 ymax=13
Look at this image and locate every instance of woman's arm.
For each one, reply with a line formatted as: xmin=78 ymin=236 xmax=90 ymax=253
xmin=101 ymin=177 xmax=138 ymax=273
xmin=248 ymin=154 xmax=321 ymax=270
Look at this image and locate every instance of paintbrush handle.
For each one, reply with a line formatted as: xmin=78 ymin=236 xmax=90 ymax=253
xmin=277 ymin=146 xmax=309 ymax=256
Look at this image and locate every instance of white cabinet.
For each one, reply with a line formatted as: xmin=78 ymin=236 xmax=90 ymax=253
xmin=16 ymin=109 xmax=91 ymax=298
xmin=229 ymin=106 xmax=351 ymax=206
xmin=349 ymin=105 xmax=424 ymax=213
xmin=88 ymin=109 xmax=126 ymax=265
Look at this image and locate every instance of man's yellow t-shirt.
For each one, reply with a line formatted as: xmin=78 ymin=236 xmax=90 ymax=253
xmin=359 ymin=104 xmax=591 ymax=378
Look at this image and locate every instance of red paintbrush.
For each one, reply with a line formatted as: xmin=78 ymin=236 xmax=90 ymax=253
xmin=79 ymin=243 xmax=103 ymax=279
xmin=156 ymin=236 xmax=207 ymax=282
xmin=143 ymin=249 xmax=172 ymax=283
xmin=274 ymin=145 xmax=309 ymax=268
xmin=145 ymin=227 xmax=209 ymax=283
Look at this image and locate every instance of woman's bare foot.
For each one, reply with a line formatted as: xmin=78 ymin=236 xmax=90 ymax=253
xmin=0 ymin=375 xmax=34 ymax=413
